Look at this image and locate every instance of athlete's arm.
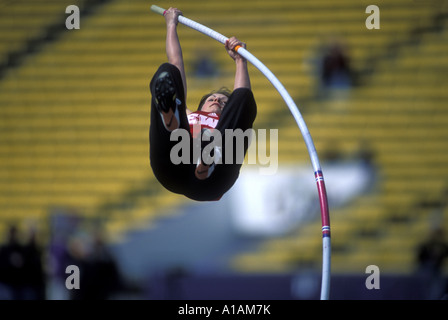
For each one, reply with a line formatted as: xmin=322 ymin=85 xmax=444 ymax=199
xmin=225 ymin=37 xmax=251 ymax=90
xmin=164 ymin=8 xmax=189 ymax=111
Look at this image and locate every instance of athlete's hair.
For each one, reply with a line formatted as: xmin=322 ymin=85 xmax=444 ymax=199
xmin=197 ymin=87 xmax=232 ymax=111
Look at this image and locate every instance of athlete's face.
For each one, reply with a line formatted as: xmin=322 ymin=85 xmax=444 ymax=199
xmin=201 ymin=94 xmax=228 ymax=115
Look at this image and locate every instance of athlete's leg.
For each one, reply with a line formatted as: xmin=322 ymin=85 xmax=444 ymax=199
xmin=149 ymin=63 xmax=192 ymax=194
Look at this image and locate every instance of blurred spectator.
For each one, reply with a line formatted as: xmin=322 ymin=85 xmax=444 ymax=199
xmin=416 ymin=227 xmax=448 ymax=299
xmin=0 ymin=224 xmax=45 ymax=300
xmin=68 ymin=230 xmax=122 ymax=300
xmin=0 ymin=225 xmax=26 ymax=299
xmin=82 ymin=230 xmax=122 ymax=299
xmin=315 ymin=38 xmax=355 ymax=100
xmin=417 ymin=227 xmax=448 ymax=275
xmin=192 ymin=51 xmax=219 ymax=78
xmin=164 ymin=266 xmax=188 ymax=300
xmin=22 ymin=228 xmax=46 ymax=300
xmin=321 ymin=42 xmax=352 ymax=87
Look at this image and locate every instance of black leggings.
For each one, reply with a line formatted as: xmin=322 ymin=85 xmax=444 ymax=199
xmin=149 ymin=63 xmax=257 ymax=201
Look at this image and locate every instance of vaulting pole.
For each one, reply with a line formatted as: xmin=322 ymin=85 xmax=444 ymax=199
xmin=151 ymin=5 xmax=331 ymax=299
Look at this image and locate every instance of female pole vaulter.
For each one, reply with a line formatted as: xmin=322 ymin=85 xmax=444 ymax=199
xmin=149 ymin=7 xmax=257 ymax=201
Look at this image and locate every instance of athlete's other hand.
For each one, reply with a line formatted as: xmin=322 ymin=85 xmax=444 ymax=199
xmin=164 ymin=7 xmax=182 ymax=27
xmin=225 ymin=37 xmax=246 ymax=62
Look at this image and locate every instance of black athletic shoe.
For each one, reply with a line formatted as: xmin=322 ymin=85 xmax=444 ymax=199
xmin=154 ymin=71 xmax=180 ymax=131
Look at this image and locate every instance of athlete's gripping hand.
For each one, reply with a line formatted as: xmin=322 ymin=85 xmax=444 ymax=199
xmin=225 ymin=37 xmax=247 ymax=62
xmin=164 ymin=7 xmax=182 ymax=28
